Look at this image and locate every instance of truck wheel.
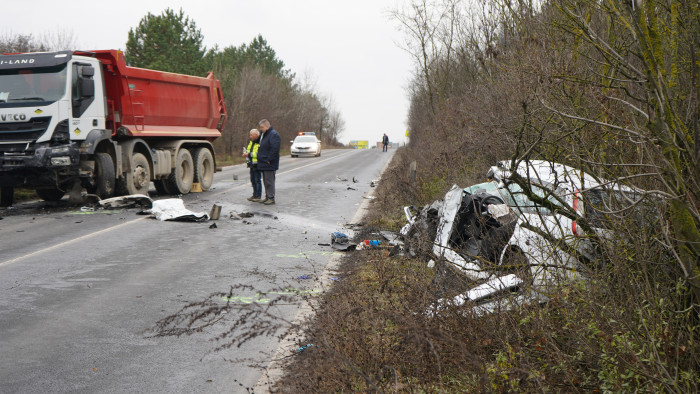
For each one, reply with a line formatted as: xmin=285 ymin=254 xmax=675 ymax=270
xmin=192 ymin=148 xmax=214 ymax=191
xmin=153 ymin=179 xmax=172 ymax=195
xmin=94 ymin=152 xmax=115 ymax=199
xmin=36 ymin=187 xmax=65 ymax=202
xmin=166 ymin=149 xmax=194 ymax=195
xmin=120 ymin=152 xmax=151 ymax=195
xmin=0 ymin=187 xmax=14 ymax=207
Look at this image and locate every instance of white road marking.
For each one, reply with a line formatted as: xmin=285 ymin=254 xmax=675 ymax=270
xmin=0 ymin=216 xmax=148 ymax=268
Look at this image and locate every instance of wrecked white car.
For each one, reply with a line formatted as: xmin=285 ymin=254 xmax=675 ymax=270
xmin=489 ymin=160 xmax=643 ymax=291
xmin=403 ymin=160 xmax=643 ymax=305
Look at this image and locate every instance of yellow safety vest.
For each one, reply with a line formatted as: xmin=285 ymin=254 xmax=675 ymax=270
xmin=246 ymin=140 xmax=259 ymax=163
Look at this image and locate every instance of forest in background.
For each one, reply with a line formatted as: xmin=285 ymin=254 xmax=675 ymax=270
xmin=0 ymin=8 xmax=345 ymax=162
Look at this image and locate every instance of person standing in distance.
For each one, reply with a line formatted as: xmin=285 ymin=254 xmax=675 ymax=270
xmin=382 ymin=133 xmax=389 ymax=152
xmin=242 ymin=128 xmax=262 ymax=202
xmin=256 ymin=119 xmax=280 ymax=205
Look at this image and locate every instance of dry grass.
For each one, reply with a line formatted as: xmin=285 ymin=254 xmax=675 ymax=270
xmin=273 ymin=147 xmax=699 ymax=392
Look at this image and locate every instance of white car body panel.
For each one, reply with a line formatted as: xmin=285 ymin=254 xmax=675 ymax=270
xmin=432 ymin=185 xmax=492 ymax=280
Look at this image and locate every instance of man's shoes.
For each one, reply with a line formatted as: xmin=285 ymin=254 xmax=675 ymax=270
xmin=249 ymin=196 xmax=262 ymax=202
xmin=263 ymin=198 xmax=275 ymax=205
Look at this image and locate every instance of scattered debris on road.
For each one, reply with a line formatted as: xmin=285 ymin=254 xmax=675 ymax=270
xmin=330 ymin=231 xmax=356 ymax=251
xmin=230 ymin=211 xmax=254 ymax=220
xmin=209 ymin=204 xmax=221 ymax=220
xmin=98 ymin=194 xmax=153 ymax=209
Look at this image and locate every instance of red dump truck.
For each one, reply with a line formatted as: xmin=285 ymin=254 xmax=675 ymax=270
xmin=0 ymin=49 xmax=227 ymax=206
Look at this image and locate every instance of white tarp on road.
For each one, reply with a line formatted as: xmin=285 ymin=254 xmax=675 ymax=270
xmin=149 ymin=198 xmax=209 ymax=222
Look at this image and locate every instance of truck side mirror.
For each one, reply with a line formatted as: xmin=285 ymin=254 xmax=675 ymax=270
xmin=81 ymin=66 xmax=95 ymax=77
xmin=80 ymin=78 xmax=94 ymax=98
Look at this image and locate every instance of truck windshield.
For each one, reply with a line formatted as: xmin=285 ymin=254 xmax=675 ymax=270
xmin=0 ymin=65 xmax=68 ymax=105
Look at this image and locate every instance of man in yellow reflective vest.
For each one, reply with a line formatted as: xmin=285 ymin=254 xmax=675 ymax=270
xmin=242 ymin=128 xmax=262 ymax=201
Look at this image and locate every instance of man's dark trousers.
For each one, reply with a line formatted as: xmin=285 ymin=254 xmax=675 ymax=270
xmin=262 ymin=170 xmax=275 ymax=199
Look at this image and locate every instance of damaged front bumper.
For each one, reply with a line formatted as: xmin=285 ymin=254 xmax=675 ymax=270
xmin=0 ymin=142 xmax=80 ymax=187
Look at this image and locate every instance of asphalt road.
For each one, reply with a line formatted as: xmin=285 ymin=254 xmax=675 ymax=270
xmin=0 ymin=148 xmax=394 ymax=393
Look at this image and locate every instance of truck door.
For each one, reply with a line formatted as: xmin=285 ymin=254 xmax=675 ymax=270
xmin=70 ymin=61 xmax=106 ymax=141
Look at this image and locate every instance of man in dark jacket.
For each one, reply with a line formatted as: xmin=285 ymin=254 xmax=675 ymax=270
xmin=382 ymin=133 xmax=389 ymax=152
xmin=256 ymin=119 xmax=281 ymax=205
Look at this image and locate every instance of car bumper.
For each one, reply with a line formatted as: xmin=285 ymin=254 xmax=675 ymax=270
xmin=291 ymin=150 xmax=319 ymax=156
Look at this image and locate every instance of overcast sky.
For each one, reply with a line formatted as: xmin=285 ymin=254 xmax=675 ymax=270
xmin=4 ymin=0 xmax=414 ymax=145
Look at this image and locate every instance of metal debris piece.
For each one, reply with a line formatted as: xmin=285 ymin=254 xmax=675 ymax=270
xmin=209 ymin=204 xmax=221 ymax=220
xmin=98 ymin=194 xmax=153 ymax=209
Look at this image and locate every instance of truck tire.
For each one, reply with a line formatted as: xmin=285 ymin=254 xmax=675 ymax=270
xmin=0 ymin=187 xmax=14 ymax=207
xmin=192 ymin=147 xmax=214 ymax=191
xmin=166 ymin=149 xmax=194 ymax=195
xmin=153 ymin=179 xmax=172 ymax=195
xmin=36 ymin=187 xmax=65 ymax=202
xmin=94 ymin=152 xmax=115 ymax=199
xmin=118 ymin=152 xmax=151 ymax=195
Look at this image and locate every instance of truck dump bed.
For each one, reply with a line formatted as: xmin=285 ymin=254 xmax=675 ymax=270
xmin=86 ymin=50 xmax=226 ymax=140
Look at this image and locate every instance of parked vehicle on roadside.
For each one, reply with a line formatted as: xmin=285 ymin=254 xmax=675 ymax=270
xmin=290 ymin=132 xmax=321 ymax=157
xmin=0 ymin=49 xmax=227 ymax=206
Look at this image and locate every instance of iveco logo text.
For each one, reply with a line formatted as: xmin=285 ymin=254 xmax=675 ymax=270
xmin=0 ymin=113 xmax=27 ymax=121
xmin=0 ymin=59 xmax=35 ymax=65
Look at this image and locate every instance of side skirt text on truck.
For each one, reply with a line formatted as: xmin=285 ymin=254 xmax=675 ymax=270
xmin=0 ymin=49 xmax=227 ymax=206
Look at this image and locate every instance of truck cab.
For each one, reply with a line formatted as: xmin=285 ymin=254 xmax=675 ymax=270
xmin=0 ymin=52 xmax=112 ymax=204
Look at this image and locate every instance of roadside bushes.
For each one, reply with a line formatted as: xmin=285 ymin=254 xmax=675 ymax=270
xmin=277 ymin=0 xmax=698 ymax=391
